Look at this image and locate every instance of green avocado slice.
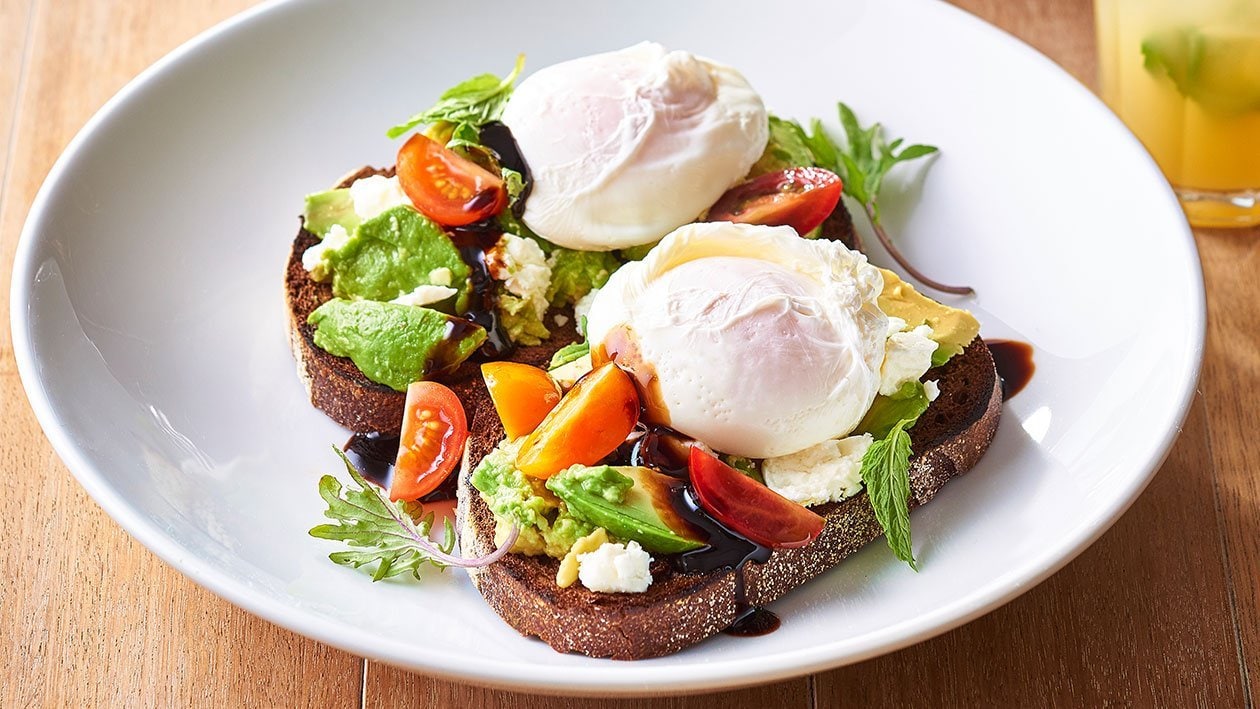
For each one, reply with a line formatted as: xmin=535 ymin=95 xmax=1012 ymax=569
xmin=546 ymin=465 xmax=707 ymax=555
xmin=302 ymin=188 xmax=359 ymax=238
xmin=308 ymin=298 xmax=485 ymax=391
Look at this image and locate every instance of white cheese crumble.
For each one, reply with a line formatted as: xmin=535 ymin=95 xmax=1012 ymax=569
xmin=390 ymin=284 xmax=458 ymax=307
xmin=763 ymin=434 xmax=874 ymax=506
xmin=577 ymin=540 xmax=653 ymax=593
xmin=549 ymin=352 xmax=593 ymax=390
xmin=574 ymin=287 xmax=600 ymax=325
xmin=924 ymin=379 xmax=941 ymax=402
xmin=301 ymin=223 xmax=351 ymax=282
xmin=492 ymin=233 xmax=552 ymax=320
xmin=428 ymin=267 xmax=453 ymax=287
xmin=880 ymin=324 xmax=938 ymax=396
xmin=553 ymin=313 xmax=570 ymax=327
xmin=885 ymin=315 xmax=908 ymax=337
xmin=349 ymin=174 xmax=410 ymax=221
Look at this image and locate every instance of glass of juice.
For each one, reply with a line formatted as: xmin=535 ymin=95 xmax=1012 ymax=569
xmin=1096 ymin=0 xmax=1260 ymax=228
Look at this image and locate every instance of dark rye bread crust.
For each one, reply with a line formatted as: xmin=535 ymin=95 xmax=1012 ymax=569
xmin=456 ymin=338 xmax=1002 ymax=660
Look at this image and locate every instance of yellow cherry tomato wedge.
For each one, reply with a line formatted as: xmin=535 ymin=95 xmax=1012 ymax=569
xmin=515 ymin=363 xmax=640 ymax=479
xmin=481 ymin=361 xmax=562 ymax=440
xmin=389 ymin=381 xmax=468 ymax=502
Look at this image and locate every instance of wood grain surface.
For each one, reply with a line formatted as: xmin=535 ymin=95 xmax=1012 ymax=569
xmin=1 ymin=0 xmax=1254 ymax=707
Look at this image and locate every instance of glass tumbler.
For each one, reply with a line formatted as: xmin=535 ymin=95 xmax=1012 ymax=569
xmin=1096 ymin=0 xmax=1260 ymax=228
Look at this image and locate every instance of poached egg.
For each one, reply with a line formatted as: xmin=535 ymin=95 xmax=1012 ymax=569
xmin=585 ymin=222 xmax=888 ymax=459
xmin=501 ymin=42 xmax=768 ymax=251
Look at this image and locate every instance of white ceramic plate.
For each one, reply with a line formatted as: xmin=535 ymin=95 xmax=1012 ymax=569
xmin=12 ymin=0 xmax=1203 ymax=695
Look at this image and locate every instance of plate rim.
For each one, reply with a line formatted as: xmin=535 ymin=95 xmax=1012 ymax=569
xmin=9 ymin=0 xmax=1206 ymax=695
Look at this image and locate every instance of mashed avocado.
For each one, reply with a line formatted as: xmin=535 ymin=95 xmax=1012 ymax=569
xmin=325 ymin=206 xmax=470 ymax=307
xmin=546 ymin=248 xmax=620 ymax=308
xmin=498 ymin=293 xmax=551 ymax=346
xmin=471 ymin=439 xmax=595 ymax=558
xmin=878 ymin=269 xmax=980 ymax=365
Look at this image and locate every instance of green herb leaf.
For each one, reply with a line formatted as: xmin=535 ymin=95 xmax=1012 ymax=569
xmin=860 ymin=419 xmax=917 ymax=569
xmin=309 ymin=449 xmax=457 ymax=581
xmin=793 ymin=103 xmax=967 ymax=293
xmin=386 ymin=54 xmax=525 ymax=141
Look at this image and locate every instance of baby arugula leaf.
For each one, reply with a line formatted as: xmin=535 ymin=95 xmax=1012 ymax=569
xmin=386 ymin=54 xmax=525 ymax=141
xmin=311 ymin=449 xmax=520 ymax=581
xmin=860 ymin=418 xmax=918 ymax=569
xmin=310 ymin=449 xmax=457 ymax=581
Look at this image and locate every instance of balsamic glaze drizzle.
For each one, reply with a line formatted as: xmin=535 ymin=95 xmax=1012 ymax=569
xmin=448 ymin=224 xmax=514 ymax=361
xmin=984 ymin=339 xmax=1036 ymax=401
xmin=478 ymin=121 xmax=532 ymax=217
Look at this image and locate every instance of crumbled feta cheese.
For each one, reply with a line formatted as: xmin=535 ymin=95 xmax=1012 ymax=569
xmin=301 ymin=224 xmax=351 ymax=281
xmin=763 ymin=434 xmax=874 ymax=506
xmin=553 ymin=313 xmax=571 ymax=327
xmin=428 ymin=267 xmax=453 ymax=287
xmin=880 ymin=324 xmax=938 ymax=396
xmin=390 ymin=284 xmax=458 ymax=307
xmin=924 ymin=379 xmax=941 ymax=402
xmin=885 ymin=316 xmax=908 ymax=336
xmin=549 ymin=352 xmax=593 ymax=390
xmin=492 ymin=234 xmax=552 ymax=320
xmin=577 ymin=540 xmax=653 ymax=593
xmin=574 ymin=287 xmax=599 ymax=325
xmin=349 ymin=175 xmax=410 ymax=221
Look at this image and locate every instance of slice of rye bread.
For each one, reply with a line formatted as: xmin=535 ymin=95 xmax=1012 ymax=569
xmin=455 ymin=338 xmax=1002 ymax=660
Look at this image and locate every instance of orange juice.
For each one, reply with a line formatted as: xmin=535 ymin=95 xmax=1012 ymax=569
xmin=1096 ymin=0 xmax=1260 ymax=227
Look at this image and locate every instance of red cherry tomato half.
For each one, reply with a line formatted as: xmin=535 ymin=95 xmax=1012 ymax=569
xmin=396 ymin=133 xmax=508 ymax=226
xmin=706 ymin=167 xmax=843 ymax=236
xmin=688 ymin=447 xmax=825 ymax=549
xmin=389 ymin=381 xmax=469 ymax=502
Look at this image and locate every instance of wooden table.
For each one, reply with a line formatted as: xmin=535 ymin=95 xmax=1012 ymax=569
xmin=2 ymin=0 xmax=1255 ymax=705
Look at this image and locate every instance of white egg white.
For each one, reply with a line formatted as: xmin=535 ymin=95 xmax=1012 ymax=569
xmin=586 ymin=222 xmax=888 ymax=458
xmin=502 ymin=42 xmax=768 ymax=251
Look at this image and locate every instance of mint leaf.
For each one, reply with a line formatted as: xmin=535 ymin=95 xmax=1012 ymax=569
xmin=387 ymin=55 xmax=525 ymax=140
xmin=310 ymin=450 xmax=457 ymax=581
xmin=860 ymin=419 xmax=916 ymax=569
xmin=801 ymin=102 xmax=968 ymax=294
